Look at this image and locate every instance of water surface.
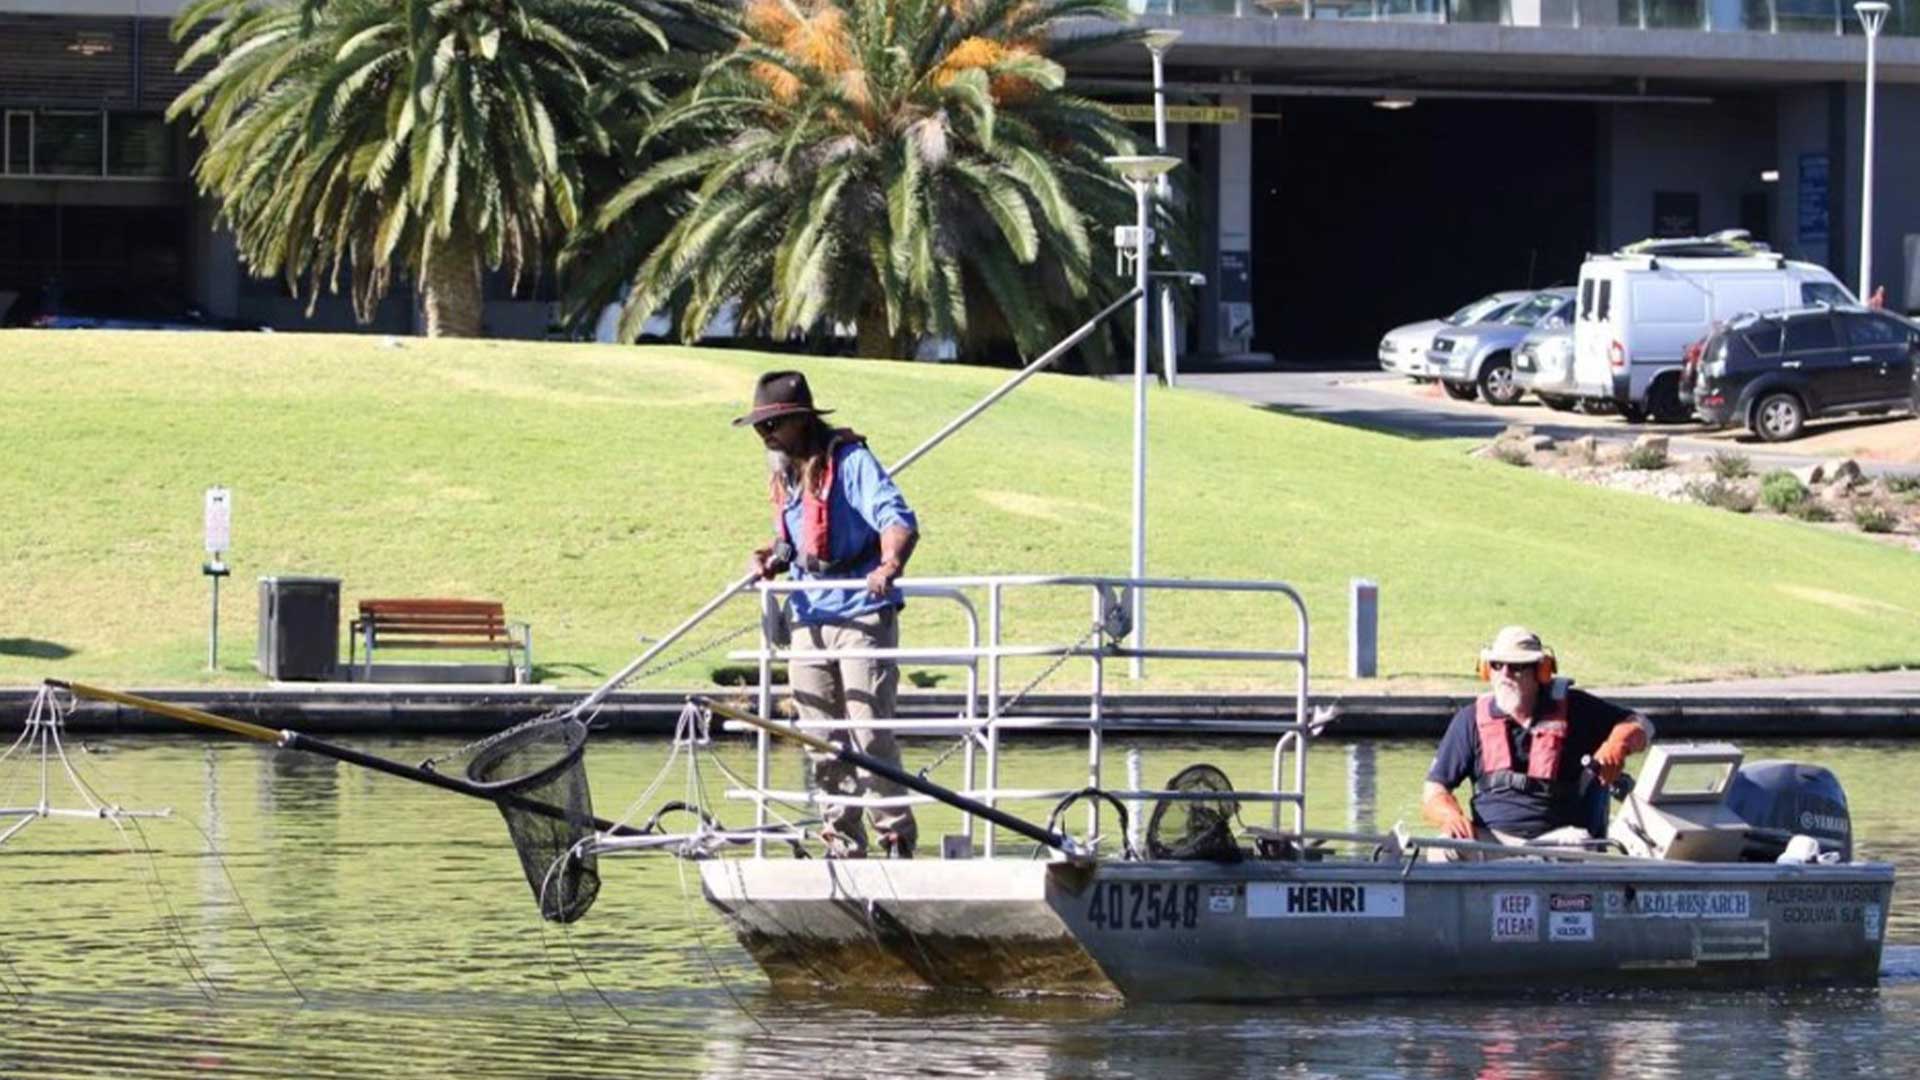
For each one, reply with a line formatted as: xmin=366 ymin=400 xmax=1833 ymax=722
xmin=0 ymin=735 xmax=1914 ymax=1078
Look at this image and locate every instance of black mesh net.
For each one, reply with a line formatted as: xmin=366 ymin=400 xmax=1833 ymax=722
xmin=464 ymin=718 xmax=600 ymax=923
xmin=1146 ymin=763 xmax=1243 ymax=862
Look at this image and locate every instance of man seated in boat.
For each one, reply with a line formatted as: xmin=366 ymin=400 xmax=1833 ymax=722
xmin=739 ymin=370 xmax=921 ymax=858
xmin=1420 ymin=625 xmax=1654 ymax=853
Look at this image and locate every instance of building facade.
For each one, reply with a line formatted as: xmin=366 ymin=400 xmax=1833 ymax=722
xmin=5 ymin=0 xmax=1919 ymax=359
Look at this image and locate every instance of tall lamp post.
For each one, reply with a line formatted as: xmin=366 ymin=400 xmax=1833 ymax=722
xmin=1856 ymin=1 xmax=1889 ymax=301
xmin=1143 ymin=29 xmax=1183 ymax=389
xmin=1105 ymin=154 xmax=1181 ymax=680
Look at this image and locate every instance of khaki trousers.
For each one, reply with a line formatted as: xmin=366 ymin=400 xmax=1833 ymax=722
xmin=789 ymin=607 xmax=917 ymax=855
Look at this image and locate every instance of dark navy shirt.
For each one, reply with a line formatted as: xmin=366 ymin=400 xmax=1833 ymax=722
xmin=781 ymin=441 xmax=917 ymax=627
xmin=1425 ymin=688 xmax=1632 ymax=837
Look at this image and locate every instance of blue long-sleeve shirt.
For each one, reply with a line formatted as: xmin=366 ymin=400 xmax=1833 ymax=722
xmin=781 ymin=442 xmax=917 ymax=626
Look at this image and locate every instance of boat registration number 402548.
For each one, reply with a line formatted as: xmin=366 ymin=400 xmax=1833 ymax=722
xmin=1085 ymin=882 xmax=1201 ymax=931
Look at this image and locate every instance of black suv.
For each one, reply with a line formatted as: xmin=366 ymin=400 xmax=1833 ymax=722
xmin=1688 ymin=306 xmax=1919 ymax=442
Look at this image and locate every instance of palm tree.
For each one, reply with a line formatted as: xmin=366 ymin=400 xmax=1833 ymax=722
xmin=168 ymin=0 xmax=672 ymax=337
xmin=577 ymin=0 xmax=1145 ymax=361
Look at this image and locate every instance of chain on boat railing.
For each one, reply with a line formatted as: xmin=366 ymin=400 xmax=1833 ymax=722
xmin=719 ymin=574 xmax=1312 ymax=858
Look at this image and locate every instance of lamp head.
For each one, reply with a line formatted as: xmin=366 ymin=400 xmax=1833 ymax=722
xmin=1856 ymin=0 xmax=1890 ymax=30
xmin=1104 ymin=154 xmax=1181 ymax=183
xmin=1142 ymin=28 xmax=1183 ymax=56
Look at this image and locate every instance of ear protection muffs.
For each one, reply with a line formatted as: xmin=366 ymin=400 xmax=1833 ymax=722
xmin=1478 ymin=650 xmax=1557 ymax=683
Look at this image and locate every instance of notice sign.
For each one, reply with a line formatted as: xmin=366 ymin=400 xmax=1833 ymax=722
xmin=204 ymin=486 xmax=232 ymax=555
xmin=1548 ymin=894 xmax=1594 ymax=943
xmin=1492 ymin=892 xmax=1539 ymax=942
xmin=1247 ymin=882 xmax=1404 ymax=919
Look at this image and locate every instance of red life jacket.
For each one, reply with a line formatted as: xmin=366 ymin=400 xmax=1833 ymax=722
xmin=770 ymin=429 xmax=866 ymax=567
xmin=1474 ymin=692 xmax=1569 ymax=786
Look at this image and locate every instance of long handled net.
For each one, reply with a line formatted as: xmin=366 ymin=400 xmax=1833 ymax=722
xmin=460 ymin=718 xmax=600 ymax=923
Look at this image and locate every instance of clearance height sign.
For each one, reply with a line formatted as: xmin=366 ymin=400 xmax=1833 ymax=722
xmin=1108 ymin=104 xmax=1243 ymax=125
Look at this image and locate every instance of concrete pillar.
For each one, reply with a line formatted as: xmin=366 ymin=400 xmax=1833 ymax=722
xmin=192 ymin=195 xmax=240 ymax=321
xmin=1213 ymin=93 xmax=1256 ymax=359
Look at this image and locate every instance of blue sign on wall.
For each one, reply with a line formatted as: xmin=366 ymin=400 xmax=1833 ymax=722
xmin=1798 ymin=153 xmax=1829 ymax=247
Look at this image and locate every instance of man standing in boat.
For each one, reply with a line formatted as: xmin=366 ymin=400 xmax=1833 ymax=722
xmin=738 ymin=370 xmax=921 ymax=858
xmin=1421 ymin=626 xmax=1654 ymax=850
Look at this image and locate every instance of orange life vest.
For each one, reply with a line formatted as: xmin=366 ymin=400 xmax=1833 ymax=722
xmin=770 ymin=429 xmax=866 ymax=570
xmin=1474 ymin=692 xmax=1570 ymax=792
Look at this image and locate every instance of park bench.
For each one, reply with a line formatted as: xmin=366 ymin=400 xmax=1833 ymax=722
xmin=348 ymin=598 xmax=532 ymax=684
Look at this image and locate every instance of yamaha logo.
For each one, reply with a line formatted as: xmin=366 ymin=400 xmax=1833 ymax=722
xmin=1798 ymin=811 xmax=1849 ymax=835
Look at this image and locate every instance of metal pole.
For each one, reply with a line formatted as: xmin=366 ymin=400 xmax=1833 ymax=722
xmin=1130 ymin=176 xmax=1150 ymax=680
xmin=1149 ymin=38 xmax=1181 ymax=390
xmin=1856 ymin=2 xmax=1888 ymax=300
xmin=207 ymin=571 xmax=220 ymax=670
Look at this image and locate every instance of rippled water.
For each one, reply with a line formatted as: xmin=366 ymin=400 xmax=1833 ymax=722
xmin=0 ymin=734 xmax=1915 ymax=1078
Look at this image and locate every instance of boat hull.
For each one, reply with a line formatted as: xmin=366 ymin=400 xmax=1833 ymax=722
xmin=699 ymin=858 xmax=1895 ymax=1001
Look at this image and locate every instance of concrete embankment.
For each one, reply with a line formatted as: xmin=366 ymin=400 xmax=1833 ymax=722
xmin=3 ymin=685 xmax=1918 ymax=738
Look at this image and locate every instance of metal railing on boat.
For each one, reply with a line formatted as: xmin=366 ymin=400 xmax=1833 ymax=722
xmin=716 ymin=574 xmax=1312 ymax=857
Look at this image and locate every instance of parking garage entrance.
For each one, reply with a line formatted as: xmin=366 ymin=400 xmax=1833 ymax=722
xmin=1249 ymin=96 xmax=1597 ymax=366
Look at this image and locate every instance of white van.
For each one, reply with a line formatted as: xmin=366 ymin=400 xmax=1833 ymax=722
xmin=1571 ymin=239 xmax=1853 ymax=421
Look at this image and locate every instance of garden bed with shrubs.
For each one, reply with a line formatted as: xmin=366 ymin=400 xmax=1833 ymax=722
xmin=1476 ymin=427 xmax=1920 ymax=550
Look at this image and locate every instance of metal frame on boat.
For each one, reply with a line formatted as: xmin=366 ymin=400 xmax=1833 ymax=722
xmin=586 ymin=573 xmax=1898 ymax=1002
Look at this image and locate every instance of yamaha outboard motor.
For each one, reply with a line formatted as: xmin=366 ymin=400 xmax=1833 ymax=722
xmin=1724 ymin=760 xmax=1852 ymax=862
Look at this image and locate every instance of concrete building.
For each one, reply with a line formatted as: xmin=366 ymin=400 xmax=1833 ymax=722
xmin=5 ymin=0 xmax=1920 ymax=361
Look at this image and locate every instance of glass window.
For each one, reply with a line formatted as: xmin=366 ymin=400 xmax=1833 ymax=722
xmin=1580 ymin=279 xmax=1595 ymax=320
xmin=1801 ymin=280 xmax=1852 ymax=306
xmin=1503 ymin=293 xmax=1562 ymax=327
xmin=1741 ymin=322 xmax=1783 ymax=355
xmin=1598 ymin=280 xmax=1612 ymax=321
xmin=1844 ymin=314 xmax=1907 ymax=346
xmin=5 ymin=112 xmax=29 ymax=174
xmin=1446 ymin=294 xmax=1505 ymax=325
xmin=1782 ymin=316 xmax=1837 ymax=353
xmin=107 ymin=114 xmax=175 ymax=178
xmin=34 ymin=111 xmax=103 ymax=177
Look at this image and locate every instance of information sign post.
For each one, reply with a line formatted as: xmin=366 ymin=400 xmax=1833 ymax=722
xmin=203 ymin=487 xmax=232 ymax=671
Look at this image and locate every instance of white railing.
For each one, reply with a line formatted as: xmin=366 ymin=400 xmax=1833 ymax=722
xmin=723 ymin=574 xmax=1312 ymax=858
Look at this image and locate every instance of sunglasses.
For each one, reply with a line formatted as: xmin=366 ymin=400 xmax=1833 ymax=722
xmin=1487 ymin=660 xmax=1535 ymax=674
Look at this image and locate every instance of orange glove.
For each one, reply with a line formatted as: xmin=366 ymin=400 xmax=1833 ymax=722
xmin=1592 ymin=720 xmax=1649 ymax=785
xmin=1422 ymin=788 xmax=1475 ymax=840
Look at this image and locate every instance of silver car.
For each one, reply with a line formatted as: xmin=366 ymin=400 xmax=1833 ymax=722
xmin=1429 ymin=288 xmax=1575 ymax=405
xmin=1512 ymin=325 xmax=1583 ymax=411
xmin=1377 ymin=291 xmax=1530 ymax=379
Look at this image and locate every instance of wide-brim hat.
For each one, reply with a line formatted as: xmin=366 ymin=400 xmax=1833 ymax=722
xmin=1481 ymin=625 xmax=1548 ymax=665
xmin=732 ymin=369 xmax=834 ymax=427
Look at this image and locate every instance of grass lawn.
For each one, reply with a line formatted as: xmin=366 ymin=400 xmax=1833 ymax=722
xmin=0 ymin=329 xmax=1915 ymax=692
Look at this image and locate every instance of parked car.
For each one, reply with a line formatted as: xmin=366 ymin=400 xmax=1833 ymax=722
xmin=1377 ymin=291 xmax=1531 ymax=380
xmin=1512 ymin=323 xmax=1581 ymax=410
xmin=1571 ymin=232 xmax=1852 ymax=423
xmin=1689 ymin=305 xmax=1919 ymax=441
xmin=0 ymin=284 xmax=258 ymax=331
xmin=1429 ymin=287 xmax=1574 ymax=405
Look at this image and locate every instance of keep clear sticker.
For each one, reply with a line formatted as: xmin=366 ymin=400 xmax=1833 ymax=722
xmin=1492 ymin=892 xmax=1539 ymax=942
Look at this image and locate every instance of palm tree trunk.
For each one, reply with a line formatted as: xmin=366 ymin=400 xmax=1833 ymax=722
xmin=855 ymin=300 xmax=904 ymax=360
xmin=422 ymin=229 xmax=485 ymax=338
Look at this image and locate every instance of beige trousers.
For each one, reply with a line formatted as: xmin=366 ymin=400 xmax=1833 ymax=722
xmin=789 ymin=607 xmax=917 ymax=855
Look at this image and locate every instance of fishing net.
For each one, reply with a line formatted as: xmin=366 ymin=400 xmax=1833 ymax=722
xmin=1145 ymin=763 xmax=1243 ymax=863
xmin=464 ymin=718 xmax=600 ymax=923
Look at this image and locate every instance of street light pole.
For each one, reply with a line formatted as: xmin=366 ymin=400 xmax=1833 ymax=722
xmin=1144 ymin=29 xmax=1182 ymax=389
xmin=1104 ymin=155 xmax=1180 ymax=680
xmin=1856 ymin=1 xmax=1889 ymax=301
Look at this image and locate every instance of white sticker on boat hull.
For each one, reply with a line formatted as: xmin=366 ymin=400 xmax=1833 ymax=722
xmin=1614 ymin=890 xmax=1751 ymax=919
xmin=1247 ymin=882 xmax=1404 ymax=918
xmin=1492 ymin=892 xmax=1539 ymax=942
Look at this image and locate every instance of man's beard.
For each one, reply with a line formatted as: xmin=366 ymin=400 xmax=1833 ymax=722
xmin=766 ymin=447 xmax=797 ymax=488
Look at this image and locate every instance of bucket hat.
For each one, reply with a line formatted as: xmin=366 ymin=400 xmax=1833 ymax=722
xmin=1481 ymin=625 xmax=1548 ymax=664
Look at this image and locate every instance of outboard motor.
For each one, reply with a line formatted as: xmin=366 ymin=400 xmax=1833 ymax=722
xmin=1724 ymin=760 xmax=1852 ymax=862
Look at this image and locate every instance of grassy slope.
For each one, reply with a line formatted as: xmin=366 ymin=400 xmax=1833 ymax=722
xmin=0 ymin=330 xmax=1914 ymax=690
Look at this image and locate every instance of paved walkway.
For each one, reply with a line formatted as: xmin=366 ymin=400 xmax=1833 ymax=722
xmin=1182 ymin=369 xmax=1920 ymax=475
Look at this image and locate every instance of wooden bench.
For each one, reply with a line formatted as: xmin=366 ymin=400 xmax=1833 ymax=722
xmin=348 ymin=598 xmax=532 ymax=683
